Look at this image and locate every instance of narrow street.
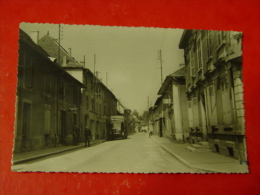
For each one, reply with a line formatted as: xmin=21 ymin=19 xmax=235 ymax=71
xmin=12 ymin=133 xmax=201 ymax=173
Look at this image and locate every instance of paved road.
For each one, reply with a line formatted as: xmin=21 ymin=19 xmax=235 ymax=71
xmin=12 ymin=133 xmax=201 ymax=173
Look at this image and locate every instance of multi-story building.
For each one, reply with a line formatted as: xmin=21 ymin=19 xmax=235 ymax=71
xmin=14 ymin=30 xmax=85 ymax=153
xmin=152 ymin=67 xmax=189 ymax=142
xmin=38 ymin=33 xmax=118 ymax=141
xmin=151 ymin=96 xmax=163 ymax=137
xmin=179 ymin=30 xmax=245 ymax=161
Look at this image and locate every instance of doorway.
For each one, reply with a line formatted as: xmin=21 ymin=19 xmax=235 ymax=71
xmin=22 ymin=102 xmax=31 ymax=151
xmin=159 ymin=118 xmax=163 ymax=137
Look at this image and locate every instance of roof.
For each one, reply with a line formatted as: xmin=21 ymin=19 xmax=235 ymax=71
xmin=157 ymin=67 xmax=186 ymax=95
xmin=154 ymin=96 xmax=162 ymax=107
xmin=178 ymin=29 xmax=193 ymax=49
xmin=19 ymin=29 xmax=86 ymax=88
xmin=38 ymin=34 xmax=81 ymax=67
xmin=63 ymin=66 xmax=118 ymax=100
xmin=168 ymin=66 xmax=186 ymax=78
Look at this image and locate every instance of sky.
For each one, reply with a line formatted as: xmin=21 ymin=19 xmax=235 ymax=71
xmin=20 ymin=23 xmax=184 ymax=114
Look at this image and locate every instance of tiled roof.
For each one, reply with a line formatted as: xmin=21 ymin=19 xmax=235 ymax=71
xmin=19 ymin=29 xmax=86 ymax=88
xmin=168 ymin=66 xmax=186 ymax=78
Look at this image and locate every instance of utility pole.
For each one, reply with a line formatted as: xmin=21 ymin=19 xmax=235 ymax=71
xmin=147 ymin=96 xmax=150 ymax=111
xmin=106 ymin=72 xmax=108 ymax=86
xmin=158 ymin=50 xmax=164 ymax=137
xmin=80 ymin=55 xmax=86 ymax=67
xmin=147 ymin=96 xmax=150 ymax=131
xmin=94 ymin=54 xmax=96 ymax=73
xmin=157 ymin=50 xmax=163 ymax=85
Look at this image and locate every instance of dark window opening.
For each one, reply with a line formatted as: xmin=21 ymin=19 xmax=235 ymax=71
xmin=211 ymin=126 xmax=218 ymax=132
xmin=224 ymin=127 xmax=233 ymax=131
xmin=227 ymin=147 xmax=234 ymax=157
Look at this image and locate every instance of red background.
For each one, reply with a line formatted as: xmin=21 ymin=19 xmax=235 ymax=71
xmin=0 ymin=0 xmax=260 ymax=194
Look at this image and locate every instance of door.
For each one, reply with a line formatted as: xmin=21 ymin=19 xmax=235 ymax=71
xmin=22 ymin=102 xmax=31 ymax=150
xmin=159 ymin=118 xmax=163 ymax=137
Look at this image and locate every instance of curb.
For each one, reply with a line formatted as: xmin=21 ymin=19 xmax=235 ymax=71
xmin=13 ymin=140 xmax=106 ymax=165
xmin=150 ymin=137 xmax=219 ymax=173
xmin=160 ymin=145 xmax=219 ymax=173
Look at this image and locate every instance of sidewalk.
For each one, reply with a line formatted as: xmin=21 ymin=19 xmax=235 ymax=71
xmin=150 ymin=135 xmax=249 ymax=173
xmin=12 ymin=139 xmax=106 ymax=165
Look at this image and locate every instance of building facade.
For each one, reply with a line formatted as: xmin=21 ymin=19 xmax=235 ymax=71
xmin=179 ymin=30 xmax=246 ymax=161
xmin=15 ymin=30 xmax=85 ymax=153
xmin=152 ymin=96 xmax=165 ymax=137
xmin=38 ymin=33 xmax=118 ymax=141
xmin=153 ymin=67 xmax=189 ymax=142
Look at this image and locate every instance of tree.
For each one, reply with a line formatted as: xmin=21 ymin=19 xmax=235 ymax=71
xmin=140 ymin=110 xmax=150 ymax=124
xmin=132 ymin=109 xmax=140 ymax=119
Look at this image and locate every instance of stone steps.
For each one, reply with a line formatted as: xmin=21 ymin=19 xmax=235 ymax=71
xmin=186 ymin=141 xmax=211 ymax=152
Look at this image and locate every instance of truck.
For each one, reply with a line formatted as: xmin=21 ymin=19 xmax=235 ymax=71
xmin=107 ymin=115 xmax=128 ymax=140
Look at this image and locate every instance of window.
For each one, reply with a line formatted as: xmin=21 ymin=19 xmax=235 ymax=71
xmin=73 ymin=87 xmax=78 ymax=104
xmin=86 ymin=95 xmax=89 ymax=109
xmin=206 ymin=31 xmax=212 ymax=59
xmin=188 ymin=101 xmax=192 ymax=108
xmin=220 ymin=77 xmax=228 ymax=92
xmin=217 ymin=31 xmax=226 ymax=47
xmin=92 ymin=98 xmax=95 ymax=112
xmin=58 ymin=78 xmax=64 ymax=99
xmin=45 ymin=75 xmax=51 ymax=95
xmin=209 ymin=85 xmax=214 ymax=96
xmin=197 ymin=36 xmax=202 ymax=69
xmin=189 ymin=49 xmax=195 ymax=77
xmin=192 ymin=97 xmax=197 ymax=105
xmin=206 ymin=30 xmax=212 ymax=59
xmin=24 ymin=56 xmax=33 ymax=88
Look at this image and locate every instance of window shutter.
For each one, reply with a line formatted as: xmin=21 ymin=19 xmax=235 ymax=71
xmin=202 ymin=37 xmax=207 ymax=73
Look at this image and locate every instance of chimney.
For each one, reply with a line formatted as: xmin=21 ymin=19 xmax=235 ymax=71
xmin=68 ymin=48 xmax=72 ymax=56
xmin=30 ymin=31 xmax=39 ymax=44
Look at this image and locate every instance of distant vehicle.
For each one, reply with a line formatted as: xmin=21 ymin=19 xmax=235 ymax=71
xmin=107 ymin=115 xmax=128 ymax=140
xmin=140 ymin=125 xmax=148 ymax=132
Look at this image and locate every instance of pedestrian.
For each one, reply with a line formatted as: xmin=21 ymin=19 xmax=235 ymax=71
xmin=149 ymin=129 xmax=153 ymax=138
xmin=85 ymin=126 xmax=92 ymax=147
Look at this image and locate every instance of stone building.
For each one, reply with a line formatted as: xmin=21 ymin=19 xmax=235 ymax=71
xmin=38 ymin=33 xmax=118 ymax=141
xmin=63 ymin=66 xmax=118 ymax=140
xmin=152 ymin=67 xmax=189 ymax=142
xmin=14 ymin=30 xmax=85 ymax=153
xmin=179 ymin=30 xmax=246 ymax=161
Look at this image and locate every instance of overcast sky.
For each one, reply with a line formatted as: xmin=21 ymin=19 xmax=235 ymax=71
xmin=20 ymin=23 xmax=184 ymax=114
